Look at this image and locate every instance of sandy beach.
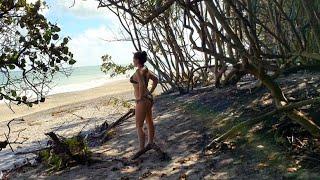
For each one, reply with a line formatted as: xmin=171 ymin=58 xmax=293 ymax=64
xmin=0 ymin=79 xmax=136 ymax=122
xmin=0 ymin=78 xmax=164 ymax=177
xmin=0 ymin=79 xmax=136 ymax=175
xmin=2 ymin=72 xmax=319 ymax=179
xmin=3 ymin=85 xmax=213 ymax=179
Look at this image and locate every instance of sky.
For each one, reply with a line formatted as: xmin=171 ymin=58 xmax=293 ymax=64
xmin=28 ymin=0 xmax=135 ymax=67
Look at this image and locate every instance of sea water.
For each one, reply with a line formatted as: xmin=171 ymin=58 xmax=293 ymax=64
xmin=49 ymin=65 xmax=131 ymax=94
xmin=0 ymin=65 xmax=132 ymax=103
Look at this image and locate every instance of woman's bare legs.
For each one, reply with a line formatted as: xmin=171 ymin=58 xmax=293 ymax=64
xmin=135 ymin=101 xmax=147 ymax=151
xmin=145 ymin=103 xmax=155 ymax=145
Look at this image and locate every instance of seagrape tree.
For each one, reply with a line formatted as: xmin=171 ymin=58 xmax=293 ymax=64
xmin=0 ymin=0 xmax=76 ymax=107
xmin=101 ymin=54 xmax=134 ymax=77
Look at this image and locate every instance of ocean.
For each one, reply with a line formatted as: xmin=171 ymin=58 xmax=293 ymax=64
xmin=49 ymin=65 xmax=130 ymax=94
xmin=0 ymin=65 xmax=132 ymax=103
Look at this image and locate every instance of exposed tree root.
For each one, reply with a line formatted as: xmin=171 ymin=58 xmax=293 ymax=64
xmin=130 ymin=143 xmax=170 ymax=161
xmin=247 ymin=63 xmax=320 ymax=138
xmin=221 ymin=66 xmax=247 ymax=86
xmin=287 ymin=109 xmax=320 ymax=137
xmin=206 ymin=97 xmax=320 ymax=149
xmin=206 ymin=109 xmax=277 ymax=149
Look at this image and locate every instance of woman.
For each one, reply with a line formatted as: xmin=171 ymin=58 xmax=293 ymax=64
xmin=130 ymin=51 xmax=158 ymax=155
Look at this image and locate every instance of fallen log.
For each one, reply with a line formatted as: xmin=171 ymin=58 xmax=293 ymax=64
xmin=15 ymin=147 xmax=51 ymax=155
xmin=93 ymin=108 xmax=135 ymax=139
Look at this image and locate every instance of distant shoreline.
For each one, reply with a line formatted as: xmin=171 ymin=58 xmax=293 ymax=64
xmin=0 ymin=78 xmax=133 ymax=122
xmin=0 ymin=65 xmax=133 ymax=105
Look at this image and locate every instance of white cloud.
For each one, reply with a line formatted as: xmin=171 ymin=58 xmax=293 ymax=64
xmin=54 ymin=0 xmax=118 ymax=22
xmin=27 ymin=0 xmax=135 ymax=67
xmin=59 ymin=0 xmax=100 ymax=16
xmin=68 ymin=26 xmax=134 ymax=67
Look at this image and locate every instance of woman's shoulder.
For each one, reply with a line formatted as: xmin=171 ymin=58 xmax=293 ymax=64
xmin=136 ymin=66 xmax=149 ymax=75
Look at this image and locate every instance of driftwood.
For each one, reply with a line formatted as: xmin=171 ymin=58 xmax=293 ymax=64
xmin=103 ymin=108 xmax=135 ymax=132
xmin=15 ymin=147 xmax=51 ymax=155
xmin=93 ymin=108 xmax=135 ymax=140
xmin=130 ymin=143 xmax=170 ymax=161
xmin=45 ymin=132 xmax=88 ymax=165
xmin=15 ymin=109 xmax=135 ymax=158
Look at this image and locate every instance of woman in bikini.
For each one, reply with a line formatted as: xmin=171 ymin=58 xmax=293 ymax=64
xmin=130 ymin=51 xmax=158 ymax=155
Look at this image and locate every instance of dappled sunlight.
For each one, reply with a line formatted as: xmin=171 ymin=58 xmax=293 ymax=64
xmin=1 ymin=0 xmax=320 ymax=179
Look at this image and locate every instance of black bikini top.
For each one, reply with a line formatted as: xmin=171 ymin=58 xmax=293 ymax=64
xmin=130 ymin=67 xmax=148 ymax=85
xmin=130 ymin=75 xmax=138 ymax=84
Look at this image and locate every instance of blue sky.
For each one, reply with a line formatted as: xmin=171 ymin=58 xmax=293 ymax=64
xmin=29 ymin=0 xmax=135 ymax=67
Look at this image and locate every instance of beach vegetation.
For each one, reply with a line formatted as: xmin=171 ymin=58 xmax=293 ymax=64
xmin=96 ymin=0 xmax=320 ymax=175
xmin=1 ymin=0 xmax=320 ymax=178
xmin=38 ymin=135 xmax=91 ymax=172
xmin=101 ymin=54 xmax=134 ymax=77
xmin=0 ymin=0 xmax=75 ymax=106
xmin=98 ymin=0 xmax=320 ymax=141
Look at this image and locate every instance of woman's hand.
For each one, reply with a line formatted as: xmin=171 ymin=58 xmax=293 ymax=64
xmin=148 ymin=71 xmax=158 ymax=94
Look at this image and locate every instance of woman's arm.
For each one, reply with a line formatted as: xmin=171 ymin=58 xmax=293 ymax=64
xmin=135 ymin=68 xmax=147 ymax=100
xmin=148 ymin=71 xmax=158 ymax=94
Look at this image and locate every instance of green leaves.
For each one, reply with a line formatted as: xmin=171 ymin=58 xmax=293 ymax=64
xmin=44 ymin=30 xmax=52 ymax=42
xmin=51 ymin=25 xmax=61 ymax=32
xmin=11 ymin=90 xmax=17 ymax=97
xmin=52 ymin=34 xmax=59 ymax=40
xmin=69 ymin=59 xmax=76 ymax=65
xmin=100 ymin=54 xmax=134 ymax=76
xmin=8 ymin=64 xmax=15 ymax=70
xmin=1 ymin=0 xmax=75 ymax=106
xmin=63 ymin=47 xmax=69 ymax=54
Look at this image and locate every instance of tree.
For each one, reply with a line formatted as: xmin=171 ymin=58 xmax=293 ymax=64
xmin=97 ymin=0 xmax=320 ymax=138
xmin=0 ymin=0 xmax=76 ymax=107
xmin=101 ymin=54 xmax=134 ymax=77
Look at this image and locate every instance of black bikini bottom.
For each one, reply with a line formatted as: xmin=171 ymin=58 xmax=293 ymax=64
xmin=139 ymin=94 xmax=153 ymax=105
xmin=143 ymin=94 xmax=154 ymax=104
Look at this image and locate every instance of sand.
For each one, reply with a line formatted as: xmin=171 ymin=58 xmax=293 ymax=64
xmin=0 ymin=77 xmax=212 ymax=179
xmin=0 ymin=78 xmax=166 ymax=178
xmin=0 ymin=79 xmax=137 ymax=176
xmin=3 ymin=72 xmax=320 ymax=179
xmin=0 ymin=79 xmax=134 ymax=122
xmin=5 ymin=91 xmax=213 ymax=179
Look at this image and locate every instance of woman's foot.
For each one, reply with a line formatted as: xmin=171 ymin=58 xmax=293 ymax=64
xmin=130 ymin=148 xmax=146 ymax=160
xmin=145 ymin=142 xmax=155 ymax=150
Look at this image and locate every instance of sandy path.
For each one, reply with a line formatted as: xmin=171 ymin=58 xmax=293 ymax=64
xmin=1 ymin=79 xmax=168 ymax=179
xmin=9 ymin=93 xmax=216 ymax=179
